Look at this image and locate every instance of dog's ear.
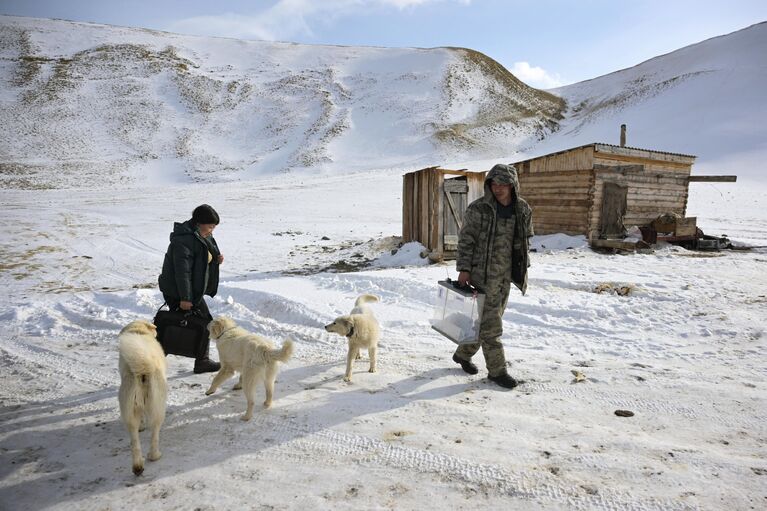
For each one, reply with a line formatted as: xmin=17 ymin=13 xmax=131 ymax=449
xmin=338 ymin=317 xmax=354 ymax=335
xmin=209 ymin=317 xmax=236 ymax=339
xmin=208 ymin=318 xmax=223 ymax=338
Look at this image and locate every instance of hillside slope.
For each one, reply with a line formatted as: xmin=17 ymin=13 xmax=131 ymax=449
xmin=0 ymin=16 xmax=562 ymax=188
xmin=533 ymin=22 xmax=767 ymax=179
xmin=2 ymin=16 xmax=764 ymax=187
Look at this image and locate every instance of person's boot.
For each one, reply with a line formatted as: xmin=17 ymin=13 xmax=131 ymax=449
xmin=452 ymin=353 xmax=478 ymax=375
xmin=193 ymin=357 xmax=221 ymax=374
xmin=488 ymin=371 xmax=518 ymax=389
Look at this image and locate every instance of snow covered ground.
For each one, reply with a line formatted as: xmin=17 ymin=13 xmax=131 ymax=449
xmin=1 ymin=168 xmax=765 ymax=510
xmin=1 ymin=13 xmax=766 ymax=511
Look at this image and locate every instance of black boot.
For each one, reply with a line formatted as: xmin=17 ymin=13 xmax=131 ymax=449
xmin=452 ymin=353 xmax=478 ymax=375
xmin=193 ymin=357 xmax=221 ymax=374
xmin=488 ymin=371 xmax=518 ymax=389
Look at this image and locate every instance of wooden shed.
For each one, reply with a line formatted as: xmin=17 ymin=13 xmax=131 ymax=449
xmin=402 ymin=166 xmax=486 ymax=259
xmin=404 ymin=144 xmax=735 ymax=257
xmin=511 ymin=143 xmax=732 ymax=241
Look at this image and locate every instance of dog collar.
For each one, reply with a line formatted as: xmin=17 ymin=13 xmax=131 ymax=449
xmin=346 ymin=326 xmax=355 ymax=338
xmin=214 ymin=325 xmax=238 ymax=340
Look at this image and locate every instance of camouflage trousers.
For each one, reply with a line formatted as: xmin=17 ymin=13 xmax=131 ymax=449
xmin=454 ymin=279 xmax=511 ymax=377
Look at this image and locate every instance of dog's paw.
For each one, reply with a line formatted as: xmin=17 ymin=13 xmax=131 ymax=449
xmin=368 ymin=368 xmax=377 ymax=373
xmin=263 ymin=400 xmax=272 ymax=408
xmin=240 ymin=413 xmax=252 ymax=421
xmin=232 ymin=383 xmax=242 ymax=391
xmin=343 ymin=376 xmax=352 ymax=382
xmin=132 ymin=462 xmax=144 ymax=476
xmin=204 ymin=389 xmax=215 ymax=396
xmin=147 ymin=450 xmax=162 ymax=462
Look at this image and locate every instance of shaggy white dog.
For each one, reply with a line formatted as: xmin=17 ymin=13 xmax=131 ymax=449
xmin=118 ymin=319 xmax=167 ymax=476
xmin=207 ymin=317 xmax=295 ymax=421
xmin=324 ymin=294 xmax=380 ymax=382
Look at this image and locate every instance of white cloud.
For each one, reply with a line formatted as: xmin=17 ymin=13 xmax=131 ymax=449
xmin=509 ymin=61 xmax=565 ymax=89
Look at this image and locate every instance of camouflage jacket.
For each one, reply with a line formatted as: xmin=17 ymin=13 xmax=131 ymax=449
xmin=456 ymin=164 xmax=534 ymax=295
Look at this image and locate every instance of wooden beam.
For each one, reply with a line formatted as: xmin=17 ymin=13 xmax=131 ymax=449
xmin=688 ymin=175 xmax=737 ymax=182
xmin=439 ymin=168 xmax=472 ymax=176
xmin=590 ymin=238 xmax=649 ymax=251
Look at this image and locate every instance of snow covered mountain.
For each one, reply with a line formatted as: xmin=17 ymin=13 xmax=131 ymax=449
xmin=537 ymin=21 xmax=767 ymax=179
xmin=0 ymin=15 xmax=563 ymax=188
xmin=0 ymin=16 xmax=765 ymax=188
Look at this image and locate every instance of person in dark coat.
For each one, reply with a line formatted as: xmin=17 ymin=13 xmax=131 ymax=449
xmin=158 ymin=204 xmax=224 ymax=373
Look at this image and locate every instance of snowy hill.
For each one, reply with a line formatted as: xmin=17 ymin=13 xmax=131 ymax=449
xmin=0 ymin=15 xmax=563 ymax=188
xmin=1 ymin=16 xmax=765 ymax=186
xmin=536 ymin=22 xmax=767 ymax=180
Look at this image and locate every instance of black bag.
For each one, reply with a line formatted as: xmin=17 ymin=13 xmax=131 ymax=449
xmin=153 ymin=304 xmax=209 ymax=359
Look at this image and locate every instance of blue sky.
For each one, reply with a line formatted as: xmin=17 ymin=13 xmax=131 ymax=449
xmin=2 ymin=0 xmax=766 ymax=88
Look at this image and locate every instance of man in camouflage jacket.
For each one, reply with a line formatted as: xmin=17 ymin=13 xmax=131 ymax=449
xmin=453 ymin=164 xmax=533 ymax=388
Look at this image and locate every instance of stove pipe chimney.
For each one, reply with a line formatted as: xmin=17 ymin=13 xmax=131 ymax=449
xmin=620 ymin=124 xmax=627 ymax=147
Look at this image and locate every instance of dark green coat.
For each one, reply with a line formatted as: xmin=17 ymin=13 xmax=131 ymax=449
xmin=456 ymin=164 xmax=534 ymax=295
xmin=158 ymin=219 xmax=221 ymax=304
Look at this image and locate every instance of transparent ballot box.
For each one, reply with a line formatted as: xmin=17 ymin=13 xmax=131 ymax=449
xmin=430 ymin=280 xmax=485 ymax=344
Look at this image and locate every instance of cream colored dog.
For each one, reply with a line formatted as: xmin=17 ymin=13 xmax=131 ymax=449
xmin=207 ymin=317 xmax=295 ymax=421
xmin=324 ymin=294 xmax=380 ymax=382
xmin=118 ymin=319 xmax=167 ymax=476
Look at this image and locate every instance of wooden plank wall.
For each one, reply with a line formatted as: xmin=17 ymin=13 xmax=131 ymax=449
xmin=466 ymin=172 xmax=487 ymax=203
xmin=518 ymin=168 xmax=595 ymax=235
xmin=594 ymin=154 xmax=692 ymax=177
xmin=402 ymin=168 xmax=442 ymax=252
xmin=402 ymin=171 xmax=416 ymax=242
xmin=516 ymin=146 xmax=595 ymax=174
xmin=588 ymin=167 xmax=691 ymax=240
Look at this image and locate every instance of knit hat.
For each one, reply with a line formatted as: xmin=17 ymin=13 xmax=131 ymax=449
xmin=191 ymin=204 xmax=220 ymax=225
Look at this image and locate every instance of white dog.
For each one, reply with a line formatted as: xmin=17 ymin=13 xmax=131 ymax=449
xmin=207 ymin=317 xmax=295 ymax=421
xmin=118 ymin=319 xmax=167 ymax=476
xmin=324 ymin=294 xmax=380 ymax=382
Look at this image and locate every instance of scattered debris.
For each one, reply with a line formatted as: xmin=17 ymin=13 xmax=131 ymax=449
xmin=594 ymin=283 xmax=635 ymax=296
xmin=384 ymin=430 xmax=413 ymax=441
xmin=571 ymin=370 xmax=586 ymax=383
xmin=614 ymin=409 xmax=635 ymax=417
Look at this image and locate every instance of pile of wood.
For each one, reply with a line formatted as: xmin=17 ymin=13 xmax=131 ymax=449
xmin=651 ymin=213 xmax=697 ymax=237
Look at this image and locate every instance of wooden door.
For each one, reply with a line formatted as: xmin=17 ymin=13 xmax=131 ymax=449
xmin=443 ymin=177 xmax=468 ymax=251
xmin=599 ymin=181 xmax=628 ymax=238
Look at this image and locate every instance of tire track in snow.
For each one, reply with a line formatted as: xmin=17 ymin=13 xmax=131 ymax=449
xmin=0 ymin=335 xmax=116 ymax=397
xmin=217 ymin=412 xmax=697 ymax=511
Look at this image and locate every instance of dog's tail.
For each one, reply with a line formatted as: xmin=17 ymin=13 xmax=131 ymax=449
xmin=257 ymin=338 xmax=295 ymax=365
xmin=119 ymin=335 xmax=164 ymax=422
xmin=354 ymin=294 xmax=379 ymax=307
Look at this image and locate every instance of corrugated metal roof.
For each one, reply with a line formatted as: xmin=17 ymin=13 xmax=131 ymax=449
xmin=512 ymin=143 xmax=696 ymax=165
xmin=593 ymin=143 xmax=697 ymax=159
